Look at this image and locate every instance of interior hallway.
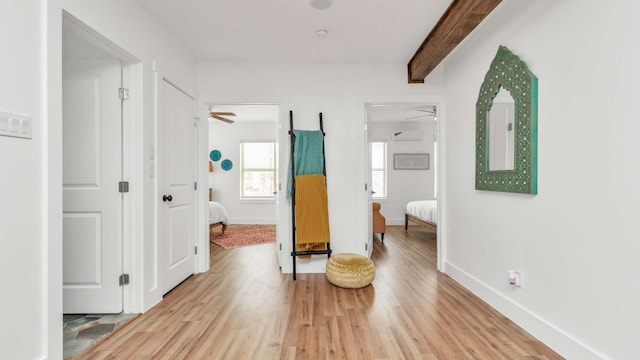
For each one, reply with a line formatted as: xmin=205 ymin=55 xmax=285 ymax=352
xmin=69 ymin=226 xmax=563 ymax=359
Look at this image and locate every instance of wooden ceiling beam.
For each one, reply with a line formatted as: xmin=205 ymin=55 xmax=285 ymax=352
xmin=407 ymin=0 xmax=503 ymax=83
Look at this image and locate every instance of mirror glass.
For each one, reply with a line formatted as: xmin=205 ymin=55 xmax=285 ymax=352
xmin=487 ymin=86 xmax=515 ymax=171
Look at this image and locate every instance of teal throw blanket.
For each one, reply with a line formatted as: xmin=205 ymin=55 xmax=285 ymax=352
xmin=287 ymin=130 xmax=324 ymax=199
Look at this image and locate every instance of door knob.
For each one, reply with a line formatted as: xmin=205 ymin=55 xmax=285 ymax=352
xmin=162 ymin=194 xmax=173 ymax=202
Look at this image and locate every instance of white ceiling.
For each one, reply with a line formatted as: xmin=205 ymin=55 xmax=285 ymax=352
xmin=134 ymin=1 xmax=450 ymax=123
xmin=135 ymin=0 xmax=453 ymax=64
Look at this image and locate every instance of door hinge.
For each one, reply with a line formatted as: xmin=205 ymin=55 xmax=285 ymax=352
xmin=118 ymin=87 xmax=129 ymax=101
xmin=365 ymin=243 xmax=368 ymax=251
xmin=365 ymin=183 xmax=368 ymax=191
xmin=119 ymin=274 xmax=130 ymax=286
xmin=195 ymin=246 xmax=198 ymax=255
xmin=279 ymin=243 xmax=282 ymax=251
xmin=119 ymin=181 xmax=129 ymax=193
xmin=194 ymin=182 xmax=197 ymax=191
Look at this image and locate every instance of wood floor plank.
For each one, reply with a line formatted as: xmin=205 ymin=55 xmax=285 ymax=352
xmin=71 ymin=226 xmax=564 ymax=359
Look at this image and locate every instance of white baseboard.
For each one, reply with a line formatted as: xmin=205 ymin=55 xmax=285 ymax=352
xmin=444 ymin=261 xmax=608 ymax=360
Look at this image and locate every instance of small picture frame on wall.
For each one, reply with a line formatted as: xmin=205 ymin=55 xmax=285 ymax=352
xmin=393 ymin=153 xmax=429 ymax=170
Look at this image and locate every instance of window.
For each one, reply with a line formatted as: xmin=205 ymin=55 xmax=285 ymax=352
xmin=371 ymin=141 xmax=387 ymax=198
xmin=240 ymin=142 xmax=276 ymax=198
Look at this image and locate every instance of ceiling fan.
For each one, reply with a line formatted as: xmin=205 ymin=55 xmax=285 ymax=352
xmin=406 ymin=107 xmax=437 ymax=120
xmin=209 ymin=111 xmax=236 ymax=123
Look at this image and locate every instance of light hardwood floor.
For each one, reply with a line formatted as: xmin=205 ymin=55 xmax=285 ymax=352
xmin=72 ymin=226 xmax=563 ymax=359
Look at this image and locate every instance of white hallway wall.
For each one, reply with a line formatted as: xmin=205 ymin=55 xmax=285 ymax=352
xmin=441 ymin=0 xmax=640 ymax=359
xmin=0 ymin=1 xmax=45 ymax=359
xmin=370 ymin=120 xmax=435 ymax=224
xmin=208 ymin=120 xmax=276 ymax=224
xmin=198 ymin=62 xmax=444 ymax=273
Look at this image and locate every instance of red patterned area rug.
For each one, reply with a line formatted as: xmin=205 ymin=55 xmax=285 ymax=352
xmin=210 ymin=224 xmax=276 ymax=249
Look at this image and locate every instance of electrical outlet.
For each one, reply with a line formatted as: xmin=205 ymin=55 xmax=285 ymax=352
xmin=507 ymin=270 xmax=521 ymax=288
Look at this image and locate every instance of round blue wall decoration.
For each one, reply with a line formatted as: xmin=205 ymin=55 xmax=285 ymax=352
xmin=221 ymin=159 xmax=233 ymax=171
xmin=209 ymin=149 xmax=222 ymax=162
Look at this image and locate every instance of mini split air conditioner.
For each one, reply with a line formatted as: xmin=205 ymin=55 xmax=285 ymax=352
xmin=392 ymin=130 xmax=424 ymax=141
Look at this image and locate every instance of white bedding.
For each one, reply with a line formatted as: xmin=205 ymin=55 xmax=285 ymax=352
xmin=209 ymin=201 xmax=229 ymax=225
xmin=406 ymin=200 xmax=437 ymax=224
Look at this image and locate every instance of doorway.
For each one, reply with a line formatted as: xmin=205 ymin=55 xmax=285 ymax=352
xmin=206 ymin=104 xmax=282 ymax=264
xmin=62 ymin=16 xmax=129 ymax=314
xmin=62 ymin=53 xmax=123 ymax=313
xmin=365 ymin=103 xmax=440 ymax=265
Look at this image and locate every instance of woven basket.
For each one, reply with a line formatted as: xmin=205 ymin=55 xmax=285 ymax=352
xmin=326 ymin=253 xmax=375 ymax=289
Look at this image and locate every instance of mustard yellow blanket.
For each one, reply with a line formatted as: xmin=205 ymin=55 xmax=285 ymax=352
xmin=294 ymin=174 xmax=330 ymax=257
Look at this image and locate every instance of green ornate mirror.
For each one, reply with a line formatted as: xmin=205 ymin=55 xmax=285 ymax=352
xmin=476 ymin=46 xmax=538 ymax=194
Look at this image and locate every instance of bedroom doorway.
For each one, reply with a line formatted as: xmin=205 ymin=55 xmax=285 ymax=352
xmin=365 ymin=103 xmax=440 ymax=266
xmin=207 ymin=104 xmax=281 ymax=264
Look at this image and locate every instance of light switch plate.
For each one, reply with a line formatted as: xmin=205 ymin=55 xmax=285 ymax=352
xmin=0 ymin=110 xmax=32 ymax=139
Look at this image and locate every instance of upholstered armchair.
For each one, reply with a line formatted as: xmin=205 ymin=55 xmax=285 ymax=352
xmin=372 ymin=202 xmax=386 ymax=242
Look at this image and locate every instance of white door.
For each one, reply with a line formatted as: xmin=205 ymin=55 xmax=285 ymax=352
xmin=159 ymin=79 xmax=196 ymax=294
xmin=62 ymin=59 xmax=123 ymax=313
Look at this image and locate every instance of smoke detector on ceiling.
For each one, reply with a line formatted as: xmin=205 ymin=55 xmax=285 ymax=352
xmin=310 ymin=0 xmax=332 ymax=10
xmin=315 ymin=29 xmax=329 ymax=38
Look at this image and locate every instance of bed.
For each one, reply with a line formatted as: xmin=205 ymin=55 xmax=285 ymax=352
xmin=405 ymin=200 xmax=437 ymax=233
xmin=209 ymin=189 xmax=229 ymax=234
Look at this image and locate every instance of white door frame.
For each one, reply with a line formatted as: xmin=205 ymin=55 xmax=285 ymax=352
xmin=196 ymin=99 xmax=210 ymax=273
xmin=434 ymin=104 xmax=445 ymax=272
xmin=363 ymin=106 xmax=374 ymax=257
